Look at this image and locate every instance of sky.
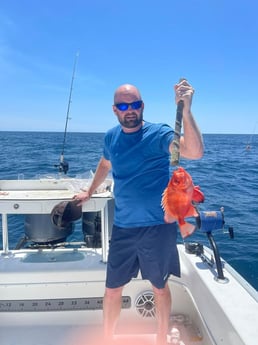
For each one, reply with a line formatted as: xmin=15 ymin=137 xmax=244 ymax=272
xmin=0 ymin=0 xmax=258 ymax=134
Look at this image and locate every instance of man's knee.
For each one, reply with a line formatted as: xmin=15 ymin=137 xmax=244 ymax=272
xmin=104 ymin=286 xmax=124 ymax=299
xmin=152 ymin=283 xmax=170 ymax=296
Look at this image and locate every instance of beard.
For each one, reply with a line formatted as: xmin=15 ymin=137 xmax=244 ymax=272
xmin=117 ymin=110 xmax=143 ymax=129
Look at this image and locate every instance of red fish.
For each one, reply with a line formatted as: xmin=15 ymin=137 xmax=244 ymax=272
xmin=162 ymin=167 xmax=204 ymax=238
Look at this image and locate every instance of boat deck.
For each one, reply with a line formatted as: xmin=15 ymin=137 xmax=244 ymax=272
xmin=0 ymin=247 xmax=209 ymax=345
xmin=1 ymin=179 xmax=258 ymax=344
xmin=0 ymin=244 xmax=258 ymax=345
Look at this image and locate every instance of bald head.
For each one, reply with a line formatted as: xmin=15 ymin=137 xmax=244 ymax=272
xmin=112 ymin=84 xmax=144 ymax=131
xmin=114 ymin=84 xmax=142 ymax=104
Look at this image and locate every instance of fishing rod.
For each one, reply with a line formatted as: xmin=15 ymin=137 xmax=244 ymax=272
xmin=169 ymin=79 xmax=234 ymax=266
xmin=245 ymin=121 xmax=257 ymax=150
xmin=55 ymin=52 xmax=79 ymax=174
xmin=170 ymin=77 xmax=186 ymax=165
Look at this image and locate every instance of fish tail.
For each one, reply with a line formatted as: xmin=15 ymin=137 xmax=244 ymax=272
xmin=179 ymin=222 xmax=196 ymax=238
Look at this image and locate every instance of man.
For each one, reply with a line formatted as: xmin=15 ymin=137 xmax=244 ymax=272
xmin=75 ymin=80 xmax=203 ymax=345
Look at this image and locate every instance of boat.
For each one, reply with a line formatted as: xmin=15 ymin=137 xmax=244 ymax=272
xmin=0 ymin=176 xmax=257 ymax=345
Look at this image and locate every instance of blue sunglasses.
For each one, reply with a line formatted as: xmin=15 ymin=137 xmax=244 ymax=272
xmin=115 ymin=100 xmax=143 ymax=111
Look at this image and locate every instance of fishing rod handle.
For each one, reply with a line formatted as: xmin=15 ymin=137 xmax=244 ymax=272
xmin=170 ymin=78 xmax=186 ymax=166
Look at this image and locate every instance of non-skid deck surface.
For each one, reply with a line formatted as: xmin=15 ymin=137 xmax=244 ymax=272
xmin=0 ymin=316 xmax=205 ymax=345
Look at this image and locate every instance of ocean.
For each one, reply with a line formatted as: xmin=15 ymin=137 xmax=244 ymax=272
xmin=0 ymin=131 xmax=257 ymax=290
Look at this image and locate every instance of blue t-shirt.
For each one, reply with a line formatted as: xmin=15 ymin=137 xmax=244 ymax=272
xmin=103 ymin=121 xmax=174 ymax=228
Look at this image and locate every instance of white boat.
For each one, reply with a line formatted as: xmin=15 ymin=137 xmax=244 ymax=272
xmin=0 ymin=177 xmax=257 ymax=345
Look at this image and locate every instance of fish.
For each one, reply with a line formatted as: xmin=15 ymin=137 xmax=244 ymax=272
xmin=161 ymin=166 xmax=204 ymax=238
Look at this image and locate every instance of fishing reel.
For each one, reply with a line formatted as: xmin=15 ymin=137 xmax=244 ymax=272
xmin=54 ymin=155 xmax=69 ymax=175
xmin=195 ymin=207 xmax=234 ymax=239
xmin=56 ymin=160 xmax=69 ymax=175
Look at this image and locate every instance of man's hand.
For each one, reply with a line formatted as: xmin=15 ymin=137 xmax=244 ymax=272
xmin=174 ymin=79 xmax=194 ymax=112
xmin=73 ymin=190 xmax=91 ymax=206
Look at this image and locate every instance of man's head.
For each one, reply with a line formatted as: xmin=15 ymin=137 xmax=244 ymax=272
xmin=113 ymin=84 xmax=144 ymax=132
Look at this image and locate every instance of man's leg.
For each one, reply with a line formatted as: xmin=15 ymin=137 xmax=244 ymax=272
xmin=152 ymin=282 xmax=171 ymax=345
xmin=103 ymin=286 xmax=124 ymax=341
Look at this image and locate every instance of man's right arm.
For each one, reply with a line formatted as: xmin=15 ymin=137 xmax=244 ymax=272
xmin=74 ymin=157 xmax=112 ymax=205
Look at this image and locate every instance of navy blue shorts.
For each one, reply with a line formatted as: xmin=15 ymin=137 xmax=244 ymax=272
xmin=106 ymin=223 xmax=180 ymax=289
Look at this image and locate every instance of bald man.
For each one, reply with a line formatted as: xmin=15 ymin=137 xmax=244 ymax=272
xmin=75 ymin=81 xmax=203 ymax=345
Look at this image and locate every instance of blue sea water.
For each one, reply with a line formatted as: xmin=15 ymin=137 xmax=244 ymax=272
xmin=0 ymin=131 xmax=257 ymax=290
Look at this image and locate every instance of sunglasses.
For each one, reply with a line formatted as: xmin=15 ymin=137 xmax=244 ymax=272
xmin=114 ymin=100 xmax=143 ymax=111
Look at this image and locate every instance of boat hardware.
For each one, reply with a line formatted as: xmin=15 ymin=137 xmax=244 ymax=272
xmin=135 ymin=291 xmax=155 ymax=318
xmin=195 ymin=208 xmax=233 ymax=283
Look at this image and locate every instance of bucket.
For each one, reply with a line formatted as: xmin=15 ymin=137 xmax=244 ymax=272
xmin=25 ymin=214 xmax=73 ymax=243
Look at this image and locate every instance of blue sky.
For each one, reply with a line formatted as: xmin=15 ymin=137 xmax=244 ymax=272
xmin=1 ymin=0 xmax=258 ymax=134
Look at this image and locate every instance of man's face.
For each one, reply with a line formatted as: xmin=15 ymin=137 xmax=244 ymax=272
xmin=113 ymin=101 xmax=144 ymax=129
xmin=113 ymin=87 xmax=144 ymax=130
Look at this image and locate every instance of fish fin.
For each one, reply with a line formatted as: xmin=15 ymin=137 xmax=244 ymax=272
xmin=161 ymin=188 xmax=168 ymax=210
xmin=179 ymin=222 xmax=196 ymax=238
xmin=185 ymin=204 xmax=199 ymax=218
xmin=192 ymin=186 xmax=205 ymax=203
xmin=164 ymin=213 xmax=177 ymax=223
xmin=192 ymin=207 xmax=199 ymax=217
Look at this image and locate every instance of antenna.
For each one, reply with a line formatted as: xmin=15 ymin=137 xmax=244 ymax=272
xmin=56 ymin=52 xmax=79 ymax=174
